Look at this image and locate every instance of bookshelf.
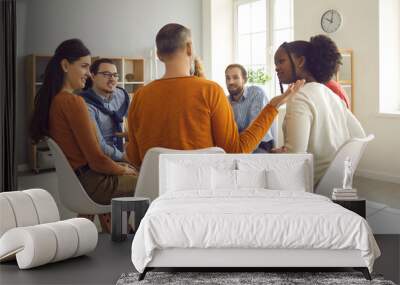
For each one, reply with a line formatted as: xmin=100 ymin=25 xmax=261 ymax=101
xmin=336 ymin=49 xmax=354 ymax=112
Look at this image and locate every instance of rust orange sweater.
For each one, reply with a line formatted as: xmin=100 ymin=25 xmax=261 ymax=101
xmin=49 ymin=91 xmax=125 ymax=175
xmin=126 ymin=76 xmax=278 ymax=167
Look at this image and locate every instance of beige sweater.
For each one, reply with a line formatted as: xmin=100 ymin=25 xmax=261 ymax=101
xmin=283 ymin=82 xmax=365 ymax=184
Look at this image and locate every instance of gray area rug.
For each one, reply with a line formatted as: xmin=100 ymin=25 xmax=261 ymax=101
xmin=116 ymin=271 xmax=396 ymax=285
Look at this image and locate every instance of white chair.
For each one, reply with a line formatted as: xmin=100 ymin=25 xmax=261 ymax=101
xmin=46 ymin=138 xmax=110 ymax=215
xmin=314 ymin=134 xmax=375 ymax=197
xmin=0 ymin=189 xmax=97 ymax=269
xmin=135 ymin=147 xmax=226 ymax=201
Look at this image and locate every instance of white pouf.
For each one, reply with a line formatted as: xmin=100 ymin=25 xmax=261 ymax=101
xmin=0 ymin=189 xmax=98 ymax=269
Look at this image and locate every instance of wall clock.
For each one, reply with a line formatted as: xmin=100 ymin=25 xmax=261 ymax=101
xmin=321 ymin=9 xmax=342 ymax=33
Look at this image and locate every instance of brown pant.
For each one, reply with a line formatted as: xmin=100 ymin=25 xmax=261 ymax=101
xmin=78 ymin=170 xmax=138 ymax=205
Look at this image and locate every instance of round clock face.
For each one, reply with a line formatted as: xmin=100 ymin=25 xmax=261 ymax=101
xmin=321 ymin=9 xmax=342 ymax=33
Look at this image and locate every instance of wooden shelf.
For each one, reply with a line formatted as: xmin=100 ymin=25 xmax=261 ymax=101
xmin=336 ymin=49 xmax=354 ymax=113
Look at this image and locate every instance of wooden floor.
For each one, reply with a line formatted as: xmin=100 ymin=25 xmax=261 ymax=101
xmin=0 ymin=234 xmax=398 ymax=285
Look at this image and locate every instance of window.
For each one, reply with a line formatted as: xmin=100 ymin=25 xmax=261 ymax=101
xmin=236 ymin=0 xmax=267 ymax=77
xmin=234 ymin=0 xmax=293 ymax=97
xmin=379 ymin=0 xmax=400 ymax=114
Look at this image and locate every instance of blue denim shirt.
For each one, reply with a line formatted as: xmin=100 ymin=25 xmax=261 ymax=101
xmin=86 ymin=88 xmax=129 ymax=161
xmin=228 ymin=85 xmax=274 ymax=151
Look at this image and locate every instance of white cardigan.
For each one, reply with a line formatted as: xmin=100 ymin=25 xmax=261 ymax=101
xmin=283 ymin=82 xmax=365 ymax=183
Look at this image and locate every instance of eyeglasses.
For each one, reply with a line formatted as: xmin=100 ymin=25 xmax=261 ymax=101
xmin=97 ymin=71 xmax=119 ymax=79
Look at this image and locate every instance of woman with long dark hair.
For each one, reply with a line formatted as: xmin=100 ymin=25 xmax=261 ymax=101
xmin=274 ymin=35 xmax=365 ymax=184
xmin=30 ymin=39 xmax=137 ymax=218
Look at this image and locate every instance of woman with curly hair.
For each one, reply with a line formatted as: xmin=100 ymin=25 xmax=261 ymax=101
xmin=274 ymin=35 xmax=365 ymax=184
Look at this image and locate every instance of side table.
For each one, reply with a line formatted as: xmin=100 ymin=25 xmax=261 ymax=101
xmin=332 ymin=198 xmax=366 ymax=218
xmin=111 ymin=197 xmax=150 ymax=242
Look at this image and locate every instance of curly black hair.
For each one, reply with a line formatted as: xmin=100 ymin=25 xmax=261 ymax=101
xmin=280 ymin=35 xmax=342 ymax=84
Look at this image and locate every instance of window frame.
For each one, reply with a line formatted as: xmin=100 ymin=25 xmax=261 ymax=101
xmin=378 ymin=0 xmax=400 ymax=115
xmin=233 ymin=0 xmax=268 ymax=80
xmin=234 ymin=0 xmax=294 ymax=98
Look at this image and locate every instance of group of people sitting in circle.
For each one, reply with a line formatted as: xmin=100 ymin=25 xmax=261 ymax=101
xmin=30 ymin=23 xmax=365 ymax=209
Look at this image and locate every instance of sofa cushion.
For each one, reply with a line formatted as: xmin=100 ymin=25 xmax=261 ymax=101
xmin=266 ymin=162 xmax=308 ymax=191
xmin=236 ymin=169 xmax=268 ymax=188
xmin=166 ymin=162 xmax=213 ymax=191
xmin=212 ymin=168 xmax=237 ymax=190
xmin=237 ymin=158 xmax=310 ymax=191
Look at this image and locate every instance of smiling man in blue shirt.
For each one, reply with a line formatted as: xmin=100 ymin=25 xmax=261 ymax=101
xmin=80 ymin=58 xmax=130 ymax=162
xmin=225 ymin=64 xmax=275 ymax=153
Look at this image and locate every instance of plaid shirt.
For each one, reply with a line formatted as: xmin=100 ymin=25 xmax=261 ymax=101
xmin=228 ymin=85 xmax=274 ymax=146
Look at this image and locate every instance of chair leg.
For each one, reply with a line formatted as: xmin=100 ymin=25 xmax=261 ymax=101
xmin=98 ymin=213 xmax=111 ymax=233
xmin=78 ymin=214 xmax=95 ymax=221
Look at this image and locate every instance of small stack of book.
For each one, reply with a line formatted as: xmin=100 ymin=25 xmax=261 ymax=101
xmin=332 ymin=188 xmax=358 ymax=200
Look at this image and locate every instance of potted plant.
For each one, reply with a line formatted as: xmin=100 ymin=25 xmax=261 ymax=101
xmin=247 ymin=68 xmax=271 ymax=85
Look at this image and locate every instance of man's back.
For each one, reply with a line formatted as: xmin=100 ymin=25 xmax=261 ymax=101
xmin=126 ymin=76 xmax=278 ymax=166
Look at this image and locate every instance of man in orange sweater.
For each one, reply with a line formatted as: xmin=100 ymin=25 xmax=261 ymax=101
xmin=126 ymin=23 xmax=303 ymax=167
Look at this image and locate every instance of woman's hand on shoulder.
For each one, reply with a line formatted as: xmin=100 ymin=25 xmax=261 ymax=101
xmin=268 ymin=79 xmax=305 ymax=109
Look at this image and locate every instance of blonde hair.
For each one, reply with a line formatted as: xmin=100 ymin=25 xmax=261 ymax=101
xmin=193 ymin=57 xmax=205 ymax=78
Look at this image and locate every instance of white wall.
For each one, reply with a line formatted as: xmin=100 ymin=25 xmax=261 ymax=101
xmin=16 ymin=0 xmax=203 ymax=166
xmin=293 ymin=0 xmax=400 ymax=183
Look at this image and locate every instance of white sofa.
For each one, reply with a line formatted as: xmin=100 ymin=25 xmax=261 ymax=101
xmin=0 ymin=189 xmax=98 ymax=269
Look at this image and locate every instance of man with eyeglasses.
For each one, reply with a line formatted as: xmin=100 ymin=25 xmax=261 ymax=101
xmin=80 ymin=58 xmax=130 ymax=162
